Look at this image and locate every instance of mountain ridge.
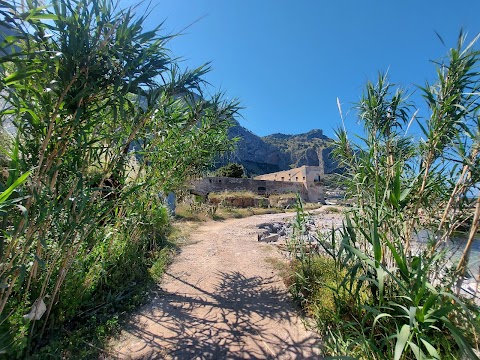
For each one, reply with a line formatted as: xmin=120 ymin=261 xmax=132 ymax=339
xmin=223 ymin=121 xmax=339 ymax=176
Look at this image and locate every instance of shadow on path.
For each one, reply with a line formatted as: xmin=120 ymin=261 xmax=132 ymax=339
xmin=117 ymin=270 xmax=320 ymax=359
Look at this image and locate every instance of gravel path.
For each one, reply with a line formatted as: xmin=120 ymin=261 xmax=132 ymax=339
xmin=108 ymin=211 xmax=340 ymax=359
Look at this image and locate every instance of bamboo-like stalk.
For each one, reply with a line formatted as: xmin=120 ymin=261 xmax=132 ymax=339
xmin=0 ymin=272 xmax=18 ymax=315
xmin=431 ymin=156 xmax=474 ymax=254
xmin=0 ymin=0 xmax=241 ymax=352
xmin=455 ymin=194 xmax=480 ymax=293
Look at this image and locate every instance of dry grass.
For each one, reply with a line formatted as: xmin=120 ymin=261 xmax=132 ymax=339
xmin=175 ymin=191 xmax=324 ymax=222
xmin=268 ymin=193 xmax=297 ymax=200
xmin=175 ymin=201 xmax=285 ymax=222
xmin=264 ymin=257 xmax=298 ymax=296
xmin=303 ymin=202 xmax=323 ymax=210
xmin=208 ymin=190 xmax=257 ymax=201
xmin=169 ymin=220 xmax=201 ymax=243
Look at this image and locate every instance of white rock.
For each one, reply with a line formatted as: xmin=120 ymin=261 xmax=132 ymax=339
xmin=258 ymin=234 xmax=279 ymax=243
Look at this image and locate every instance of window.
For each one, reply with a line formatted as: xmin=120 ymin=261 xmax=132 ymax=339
xmin=295 ymin=177 xmax=298 ymax=181
xmin=281 ymin=177 xmax=284 ymax=181
xmin=303 ymin=176 xmax=306 ymax=180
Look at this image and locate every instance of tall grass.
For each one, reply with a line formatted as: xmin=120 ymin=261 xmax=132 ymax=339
xmin=0 ymin=0 xmax=240 ymax=356
xmin=289 ymin=32 xmax=480 ymax=359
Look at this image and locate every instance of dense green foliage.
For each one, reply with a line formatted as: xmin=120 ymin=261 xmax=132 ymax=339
xmin=214 ymin=162 xmax=245 ymax=178
xmin=289 ymin=33 xmax=480 ymax=359
xmin=0 ymin=0 xmax=239 ymax=357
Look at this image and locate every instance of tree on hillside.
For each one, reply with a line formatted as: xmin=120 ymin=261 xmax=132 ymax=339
xmin=215 ymin=162 xmax=245 ymax=178
xmin=0 ymin=0 xmax=240 ymax=355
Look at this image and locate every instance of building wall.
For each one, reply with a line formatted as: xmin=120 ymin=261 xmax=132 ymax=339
xmin=307 ymin=184 xmax=325 ymax=203
xmin=254 ymin=166 xmax=325 ymax=203
xmin=190 ymin=165 xmax=325 ymax=203
xmin=254 ymin=166 xmax=308 ymax=184
xmin=190 ymin=177 xmax=308 ymax=200
xmin=254 ymin=165 xmax=323 ymax=184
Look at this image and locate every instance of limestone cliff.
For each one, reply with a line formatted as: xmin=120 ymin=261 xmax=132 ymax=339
xmin=263 ymin=130 xmax=338 ymax=174
xmin=222 ymin=121 xmax=339 ymax=176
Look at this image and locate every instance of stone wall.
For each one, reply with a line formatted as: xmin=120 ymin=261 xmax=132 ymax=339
xmin=190 ymin=177 xmax=308 ymax=200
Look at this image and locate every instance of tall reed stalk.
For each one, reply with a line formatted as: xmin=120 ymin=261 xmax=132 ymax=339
xmin=291 ymin=31 xmax=480 ymax=359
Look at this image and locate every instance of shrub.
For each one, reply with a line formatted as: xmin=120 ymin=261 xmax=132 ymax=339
xmin=0 ymin=0 xmax=239 ymax=356
xmin=215 ymin=163 xmax=245 ymax=178
xmin=289 ymin=255 xmax=354 ymax=325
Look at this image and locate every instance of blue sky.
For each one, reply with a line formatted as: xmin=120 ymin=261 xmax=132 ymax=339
xmin=120 ymin=0 xmax=480 ymax=139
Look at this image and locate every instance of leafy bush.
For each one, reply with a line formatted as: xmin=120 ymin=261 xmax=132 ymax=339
xmin=215 ymin=163 xmax=245 ymax=178
xmin=288 ymin=255 xmax=350 ymax=324
xmin=0 ymin=0 xmax=239 ymax=356
xmin=149 ymin=247 xmax=174 ymax=282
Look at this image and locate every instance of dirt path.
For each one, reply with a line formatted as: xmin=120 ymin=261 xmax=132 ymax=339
xmin=108 ymin=211 xmax=330 ymax=359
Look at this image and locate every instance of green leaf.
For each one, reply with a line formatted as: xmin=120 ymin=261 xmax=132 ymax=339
xmin=408 ymin=306 xmax=417 ymax=327
xmin=428 ymin=305 xmax=455 ymax=319
xmin=399 ymin=186 xmax=411 ymax=203
xmin=420 ymin=338 xmax=440 ymax=359
xmin=20 ymin=107 xmax=41 ymax=126
xmin=372 ymin=217 xmax=382 ymax=263
xmin=28 ymin=13 xmax=59 ymax=20
xmin=393 ymin=166 xmax=401 ymax=202
xmin=394 ymin=324 xmax=411 ymax=360
xmin=377 ymin=266 xmax=386 ymax=300
xmin=408 ymin=342 xmax=425 ymax=360
xmin=344 ymin=244 xmax=375 ymax=266
xmin=1 ymin=35 xmax=22 ymax=45
xmin=34 ymin=254 xmax=45 ymax=269
xmin=15 ymin=265 xmax=26 ymax=290
xmin=384 ymin=237 xmax=409 ymax=281
xmin=4 ymin=69 xmax=42 ymax=85
xmin=0 ymin=171 xmax=30 ymax=204
xmin=372 ymin=312 xmax=392 ymax=330
xmin=443 ymin=320 xmax=479 ymax=360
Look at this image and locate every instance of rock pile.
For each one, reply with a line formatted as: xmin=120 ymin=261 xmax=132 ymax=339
xmin=256 ymin=213 xmax=343 ymax=246
xmin=257 ymin=222 xmax=290 ymax=242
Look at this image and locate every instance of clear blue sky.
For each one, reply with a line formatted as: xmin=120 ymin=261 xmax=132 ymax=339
xmin=120 ymin=0 xmax=480 ymax=139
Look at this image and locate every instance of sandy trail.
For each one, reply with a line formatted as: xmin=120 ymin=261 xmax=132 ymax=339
xmin=108 ymin=211 xmax=338 ymax=359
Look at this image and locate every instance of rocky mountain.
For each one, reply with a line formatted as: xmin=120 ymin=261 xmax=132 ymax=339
xmin=222 ymin=121 xmax=339 ymax=176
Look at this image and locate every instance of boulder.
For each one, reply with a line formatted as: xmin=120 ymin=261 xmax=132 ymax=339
xmin=258 ymin=233 xmax=279 ymax=243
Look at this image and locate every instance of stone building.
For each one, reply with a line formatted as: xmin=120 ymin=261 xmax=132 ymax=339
xmin=254 ymin=165 xmax=325 ymax=203
xmin=191 ymin=177 xmax=307 ymax=198
xmin=190 ymin=165 xmax=325 ymax=203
